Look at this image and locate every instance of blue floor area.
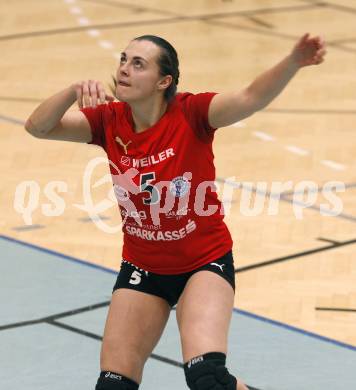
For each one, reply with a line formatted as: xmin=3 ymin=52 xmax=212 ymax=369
xmin=1 ymin=235 xmax=355 ymax=389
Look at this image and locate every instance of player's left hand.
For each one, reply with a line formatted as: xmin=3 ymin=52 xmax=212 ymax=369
xmin=290 ymin=33 xmax=326 ymax=67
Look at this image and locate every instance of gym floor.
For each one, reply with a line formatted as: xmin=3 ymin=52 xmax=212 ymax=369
xmin=0 ymin=1 xmax=355 ymax=389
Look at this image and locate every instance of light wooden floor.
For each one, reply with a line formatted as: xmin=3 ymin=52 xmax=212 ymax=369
xmin=1 ymin=0 xmax=355 ymax=346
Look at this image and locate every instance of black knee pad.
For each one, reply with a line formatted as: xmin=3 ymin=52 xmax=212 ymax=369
xmin=95 ymin=371 xmax=139 ymax=390
xmin=184 ymin=352 xmax=237 ymax=390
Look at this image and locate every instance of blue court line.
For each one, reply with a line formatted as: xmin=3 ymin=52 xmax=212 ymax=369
xmin=0 ymin=234 xmax=117 ymax=275
xmin=233 ymin=308 xmax=356 ymax=352
xmin=1 ymin=234 xmax=355 ymax=353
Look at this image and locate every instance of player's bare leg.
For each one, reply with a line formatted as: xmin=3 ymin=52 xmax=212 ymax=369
xmin=176 ymin=271 xmax=248 ymax=390
xmin=100 ymin=288 xmax=171 ymax=384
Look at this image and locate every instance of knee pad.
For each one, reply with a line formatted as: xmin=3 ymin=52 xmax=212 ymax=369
xmin=95 ymin=371 xmax=139 ymax=390
xmin=184 ymin=352 xmax=237 ymax=390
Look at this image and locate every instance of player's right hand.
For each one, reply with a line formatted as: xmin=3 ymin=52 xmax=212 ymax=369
xmin=72 ymin=80 xmax=115 ymax=109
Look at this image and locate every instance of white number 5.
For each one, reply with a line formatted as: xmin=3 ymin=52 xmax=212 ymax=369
xmin=129 ymin=270 xmax=142 ymax=285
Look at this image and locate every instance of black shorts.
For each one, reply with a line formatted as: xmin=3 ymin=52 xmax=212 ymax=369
xmin=112 ymin=250 xmax=235 ymax=307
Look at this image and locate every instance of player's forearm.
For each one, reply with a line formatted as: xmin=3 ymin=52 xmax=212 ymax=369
xmin=246 ymin=54 xmax=300 ymax=111
xmin=25 ymin=85 xmax=77 ymax=136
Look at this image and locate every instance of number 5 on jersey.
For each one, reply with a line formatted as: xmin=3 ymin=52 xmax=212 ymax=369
xmin=140 ymin=173 xmax=160 ymax=205
xmin=129 ymin=270 xmax=142 ymax=285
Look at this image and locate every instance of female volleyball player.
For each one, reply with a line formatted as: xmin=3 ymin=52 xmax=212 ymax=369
xmin=25 ymin=33 xmax=326 ymax=390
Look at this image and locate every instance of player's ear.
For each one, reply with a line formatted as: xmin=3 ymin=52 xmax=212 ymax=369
xmin=157 ymin=75 xmax=172 ymax=91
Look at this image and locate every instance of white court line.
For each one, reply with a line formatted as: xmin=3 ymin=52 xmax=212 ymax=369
xmin=321 ymin=160 xmax=346 ymax=171
xmin=69 ymin=6 xmax=82 ymax=14
xmin=231 ymin=121 xmax=246 ymax=128
xmin=77 ymin=17 xmax=90 ymax=25
xmin=66 ymin=0 xmax=346 ymax=178
xmin=253 ymin=131 xmax=274 ymax=141
xmin=285 ymin=145 xmax=309 ymax=156
xmin=87 ymin=29 xmax=101 ymax=37
xmin=99 ymin=40 xmax=114 ymax=49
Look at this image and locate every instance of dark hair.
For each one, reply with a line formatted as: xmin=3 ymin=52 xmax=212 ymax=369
xmin=111 ymin=35 xmax=180 ymax=101
xmin=133 ymin=35 xmax=180 ymax=101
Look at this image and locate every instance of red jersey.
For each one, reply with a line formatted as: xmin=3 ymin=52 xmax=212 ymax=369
xmin=81 ymin=92 xmax=233 ymax=274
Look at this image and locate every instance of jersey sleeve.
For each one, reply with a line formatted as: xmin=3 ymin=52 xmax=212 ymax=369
xmin=80 ymin=104 xmax=108 ymax=148
xmin=179 ymin=92 xmax=218 ymax=143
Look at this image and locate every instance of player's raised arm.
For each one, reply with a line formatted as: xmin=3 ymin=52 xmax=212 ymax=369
xmin=208 ymin=33 xmax=327 ymax=129
xmin=24 ymin=80 xmax=114 ymax=142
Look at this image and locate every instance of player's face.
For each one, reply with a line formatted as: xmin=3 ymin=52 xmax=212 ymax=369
xmin=115 ymin=40 xmax=167 ymax=103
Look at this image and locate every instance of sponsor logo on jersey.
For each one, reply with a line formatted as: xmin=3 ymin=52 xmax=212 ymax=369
xmin=165 ymin=206 xmax=190 ymax=220
xmin=113 ymin=185 xmax=129 ymax=201
xmin=115 ymin=136 xmax=132 ymax=154
xmin=125 ymin=221 xmax=162 ymax=230
xmin=125 ymin=219 xmax=196 ymax=241
xmin=118 ymin=148 xmax=175 ymax=168
xmin=120 ymin=156 xmax=131 ymax=166
xmin=120 ymin=209 xmax=147 ymax=220
xmin=170 ymin=176 xmax=190 ymax=197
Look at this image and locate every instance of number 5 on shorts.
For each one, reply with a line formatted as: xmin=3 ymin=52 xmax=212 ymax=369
xmin=129 ymin=270 xmax=142 ymax=285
